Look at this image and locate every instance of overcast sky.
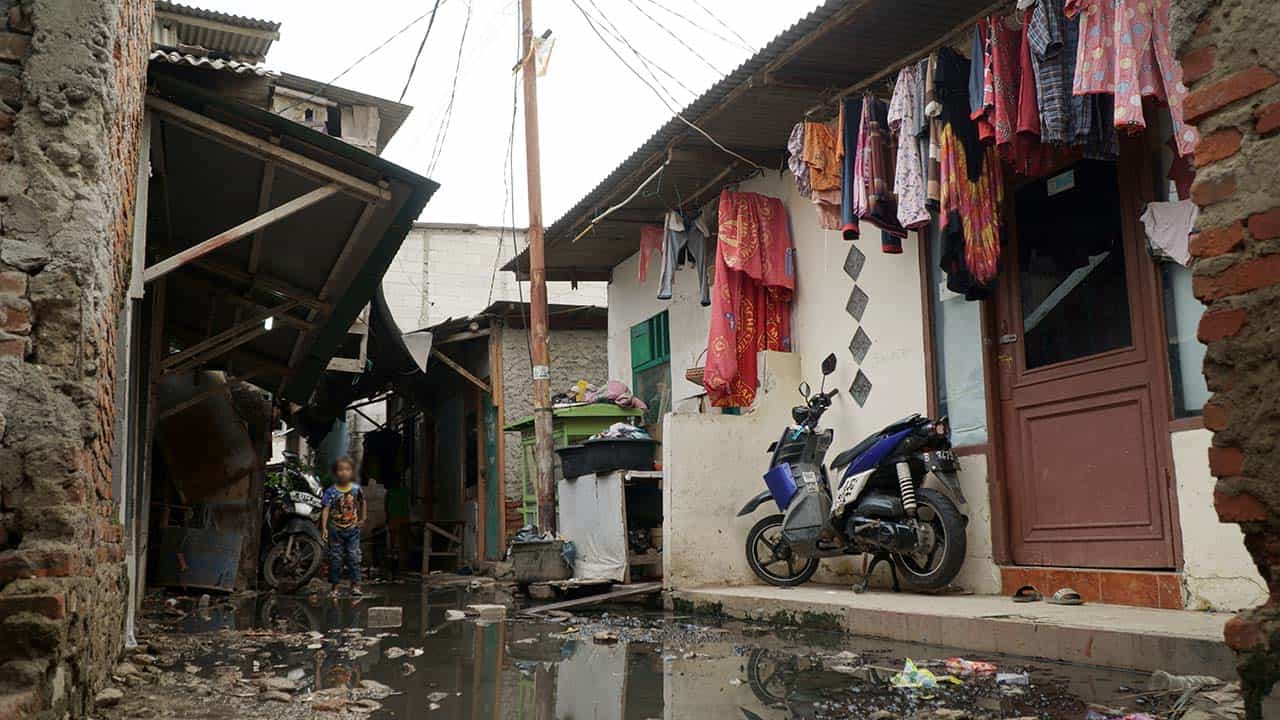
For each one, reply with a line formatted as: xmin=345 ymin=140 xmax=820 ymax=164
xmin=193 ymin=0 xmax=818 ymax=226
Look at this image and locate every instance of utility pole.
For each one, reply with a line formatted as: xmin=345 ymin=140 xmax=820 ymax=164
xmin=519 ymin=0 xmax=556 ymax=533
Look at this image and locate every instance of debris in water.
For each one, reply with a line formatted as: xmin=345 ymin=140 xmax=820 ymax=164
xmin=367 ymin=606 xmax=403 ymax=628
xmin=997 ymin=671 xmax=1031 ymax=686
xmin=593 ymin=630 xmax=619 ymax=644
xmin=445 ymin=609 xmax=466 ymax=621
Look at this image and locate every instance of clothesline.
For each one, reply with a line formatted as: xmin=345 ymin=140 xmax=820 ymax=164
xmin=804 ymin=0 xmax=1016 ymax=118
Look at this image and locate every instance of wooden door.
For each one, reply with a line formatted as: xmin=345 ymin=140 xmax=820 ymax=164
xmin=996 ymin=158 xmax=1176 ymax=569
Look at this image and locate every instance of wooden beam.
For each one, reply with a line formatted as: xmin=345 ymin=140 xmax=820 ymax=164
xmin=145 ymin=95 xmax=391 ymax=204
xmin=169 ymin=324 xmax=293 ymax=379
xmin=249 ymin=162 xmax=275 ymax=274
xmin=430 ymin=348 xmax=490 ymax=394
xmin=489 ymin=322 xmax=507 ymax=554
xmin=184 ymin=276 xmax=314 ymax=332
xmin=158 ymin=382 xmax=232 ymax=421
xmin=162 ymin=299 xmax=299 ymax=371
xmin=143 ymin=184 xmax=340 ymax=283
xmin=193 ymin=259 xmax=329 ymax=314
xmin=520 ymin=582 xmax=663 ymax=616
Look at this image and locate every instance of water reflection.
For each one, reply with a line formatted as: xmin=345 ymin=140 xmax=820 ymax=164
xmin=171 ymin=583 xmax=1149 ymax=720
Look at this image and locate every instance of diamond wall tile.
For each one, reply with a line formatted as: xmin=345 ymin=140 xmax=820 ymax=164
xmin=843 ymin=244 xmax=866 ymax=282
xmin=849 ymin=327 xmax=871 ymax=364
xmin=851 ymin=370 xmax=872 ymax=407
xmin=845 ymin=285 xmax=869 ymax=322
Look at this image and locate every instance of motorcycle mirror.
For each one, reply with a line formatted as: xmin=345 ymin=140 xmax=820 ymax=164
xmin=798 ymin=381 xmax=811 ymax=399
xmin=821 ymin=353 xmax=837 ymax=376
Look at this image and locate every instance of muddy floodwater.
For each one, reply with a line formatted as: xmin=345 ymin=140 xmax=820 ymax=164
xmin=102 ymin=580 xmax=1199 ymax=719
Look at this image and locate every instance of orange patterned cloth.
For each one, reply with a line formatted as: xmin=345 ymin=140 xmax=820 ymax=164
xmin=704 ymin=190 xmax=795 ymax=408
xmin=802 ymin=121 xmax=841 ymax=192
xmin=939 ymin=123 xmax=1004 ymax=285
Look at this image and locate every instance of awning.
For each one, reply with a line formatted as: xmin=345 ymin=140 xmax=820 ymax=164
xmin=506 ymin=0 xmax=996 ymax=280
xmin=144 ymin=73 xmax=437 ymax=404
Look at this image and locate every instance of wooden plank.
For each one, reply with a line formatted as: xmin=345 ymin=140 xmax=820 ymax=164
xmin=143 ymin=185 xmax=339 ymax=283
xmin=520 ymin=582 xmax=662 ymax=616
xmin=431 ymin=348 xmax=491 ymax=394
xmin=193 ymin=259 xmax=329 ymax=313
xmin=436 ymin=328 xmax=491 ymax=345
xmin=489 ymin=324 xmax=507 ymax=554
xmin=424 ymin=521 xmax=462 ymax=545
xmin=145 ymin=95 xmax=391 ymax=204
xmin=161 ymin=299 xmax=299 ymax=370
xmin=248 ymin=161 xmax=275 ymax=274
xmin=157 ymin=382 xmax=231 ymax=421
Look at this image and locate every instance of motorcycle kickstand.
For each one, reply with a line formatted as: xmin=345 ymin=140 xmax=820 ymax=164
xmin=852 ymin=551 xmax=901 ymax=593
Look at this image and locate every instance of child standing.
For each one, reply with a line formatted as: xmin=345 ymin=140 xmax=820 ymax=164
xmin=321 ymin=457 xmax=367 ymax=597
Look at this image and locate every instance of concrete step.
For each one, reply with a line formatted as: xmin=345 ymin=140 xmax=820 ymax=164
xmin=671 ymin=584 xmax=1235 ymax=677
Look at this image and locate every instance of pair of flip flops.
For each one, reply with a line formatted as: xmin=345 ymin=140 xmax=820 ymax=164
xmin=1011 ymin=585 xmax=1084 ymax=605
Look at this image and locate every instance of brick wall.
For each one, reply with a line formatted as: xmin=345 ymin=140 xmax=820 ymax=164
xmin=0 ymin=1 xmax=151 ymax=718
xmin=1174 ymin=0 xmax=1280 ymax=714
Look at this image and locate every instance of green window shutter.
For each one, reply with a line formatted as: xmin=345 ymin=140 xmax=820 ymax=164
xmin=631 ymin=312 xmax=670 ymax=372
xmin=630 ymin=321 xmax=653 ymax=369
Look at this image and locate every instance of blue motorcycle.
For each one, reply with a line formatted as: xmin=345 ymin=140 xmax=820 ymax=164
xmin=737 ymin=354 xmax=968 ymax=591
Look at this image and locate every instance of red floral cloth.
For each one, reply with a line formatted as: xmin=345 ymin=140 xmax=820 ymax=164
xmin=704 ymin=190 xmax=795 ymax=408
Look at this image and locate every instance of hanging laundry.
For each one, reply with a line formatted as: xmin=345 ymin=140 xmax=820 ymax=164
xmin=911 ymin=58 xmax=931 ymax=201
xmin=923 ymin=52 xmax=942 ymax=207
xmin=786 ymin=122 xmax=812 ymax=199
xmin=1027 ymin=0 xmax=1082 ymax=146
xmin=940 ymin=123 xmax=1005 ymax=290
xmin=803 ymin=120 xmax=843 ymax=231
xmin=1013 ymin=8 xmax=1062 ymax=176
xmin=984 ymin=15 xmax=1022 ymax=151
xmin=888 ymin=65 xmax=930 ymax=230
xmin=968 ymin=23 xmax=995 ymax=142
xmin=1141 ymin=199 xmax=1198 ymax=267
xmin=839 ymin=96 xmax=862 ymax=239
xmin=705 ymin=190 xmax=794 ymax=408
xmin=936 ymin=46 xmax=986 ymax=183
xmin=637 ymin=224 xmax=663 ymax=283
xmin=858 ymin=97 xmax=908 ymax=249
xmin=657 ymin=209 xmax=712 ymax=305
xmin=1065 ymin=0 xmax=1199 ymax=157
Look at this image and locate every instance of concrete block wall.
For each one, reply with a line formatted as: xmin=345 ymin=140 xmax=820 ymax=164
xmin=1174 ymin=0 xmax=1280 ymax=713
xmin=0 ymin=1 xmax=151 ymax=717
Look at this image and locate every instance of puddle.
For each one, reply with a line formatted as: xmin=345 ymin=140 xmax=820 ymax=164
xmin=119 ymin=581 xmax=1180 ymax=719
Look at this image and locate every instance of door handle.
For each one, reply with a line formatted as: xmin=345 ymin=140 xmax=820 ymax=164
xmin=998 ymin=334 xmax=1018 ymax=345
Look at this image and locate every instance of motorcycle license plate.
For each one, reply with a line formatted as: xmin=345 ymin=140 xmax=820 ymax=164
xmin=931 ymin=450 xmax=959 ymax=471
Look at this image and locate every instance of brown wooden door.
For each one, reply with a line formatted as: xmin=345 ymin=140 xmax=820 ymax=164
xmin=995 ymin=158 xmax=1176 ymax=569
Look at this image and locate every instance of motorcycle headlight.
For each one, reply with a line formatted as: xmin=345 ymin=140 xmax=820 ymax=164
xmin=933 ymin=419 xmax=950 ymax=439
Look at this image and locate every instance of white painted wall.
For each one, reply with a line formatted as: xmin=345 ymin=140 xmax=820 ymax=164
xmin=1172 ymin=428 xmax=1267 ymax=611
xmin=382 ymin=229 xmax=426 ymax=332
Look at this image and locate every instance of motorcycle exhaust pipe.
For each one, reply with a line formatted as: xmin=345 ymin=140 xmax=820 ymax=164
xmin=896 ymin=461 xmax=917 ymax=517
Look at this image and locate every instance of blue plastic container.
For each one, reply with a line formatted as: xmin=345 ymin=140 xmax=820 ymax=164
xmin=763 ymin=464 xmax=798 ymax=511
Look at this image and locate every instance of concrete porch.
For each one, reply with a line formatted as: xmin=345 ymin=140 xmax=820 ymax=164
xmin=670 ymin=584 xmax=1236 ymax=678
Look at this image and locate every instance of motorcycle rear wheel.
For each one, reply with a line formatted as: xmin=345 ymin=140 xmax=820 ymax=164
xmin=745 ymin=513 xmax=819 ymax=587
xmin=892 ymin=488 xmax=966 ymax=591
xmin=263 ymin=535 xmax=323 ymax=592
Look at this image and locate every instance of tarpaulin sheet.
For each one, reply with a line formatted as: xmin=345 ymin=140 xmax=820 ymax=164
xmin=557 ymin=471 xmax=627 ymax=581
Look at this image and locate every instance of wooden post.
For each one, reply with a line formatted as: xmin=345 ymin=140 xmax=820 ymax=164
xmin=136 ymin=277 xmax=166 ymax=609
xmin=519 ymin=0 xmax=556 ymax=532
xmin=489 ymin=323 xmax=507 ymax=554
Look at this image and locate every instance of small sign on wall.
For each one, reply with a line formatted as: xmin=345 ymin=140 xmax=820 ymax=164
xmin=1047 ymin=169 xmax=1075 ymax=197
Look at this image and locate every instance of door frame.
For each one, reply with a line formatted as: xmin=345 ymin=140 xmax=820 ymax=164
xmin=982 ymin=138 xmax=1185 ymax=570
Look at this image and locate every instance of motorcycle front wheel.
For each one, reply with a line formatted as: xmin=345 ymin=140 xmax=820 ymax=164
xmin=263 ymin=534 xmax=324 ymax=592
xmin=745 ymin=514 xmax=819 ymax=587
xmin=892 ymin=488 xmax=967 ymax=591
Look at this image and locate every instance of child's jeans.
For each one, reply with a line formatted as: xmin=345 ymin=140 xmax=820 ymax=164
xmin=327 ymin=526 xmax=362 ymax=584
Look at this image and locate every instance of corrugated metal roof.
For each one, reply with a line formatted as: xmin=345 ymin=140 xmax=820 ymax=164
xmin=507 ymin=0 xmax=996 ymax=280
xmin=155 ymin=2 xmax=281 ymax=33
xmin=149 ymin=49 xmax=277 ymax=77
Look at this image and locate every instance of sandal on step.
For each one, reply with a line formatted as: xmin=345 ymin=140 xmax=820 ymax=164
xmin=1011 ymin=585 xmax=1042 ymax=603
xmin=1047 ymin=588 xmax=1084 ymax=606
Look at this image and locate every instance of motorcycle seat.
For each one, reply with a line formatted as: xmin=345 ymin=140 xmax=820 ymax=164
xmin=830 ymin=432 xmax=882 ymax=470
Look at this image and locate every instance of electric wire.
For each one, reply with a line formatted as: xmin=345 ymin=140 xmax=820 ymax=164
xmin=426 ymin=0 xmax=474 ymax=177
xmin=621 ymin=0 xmax=723 ymax=76
xmin=568 ymin=0 xmax=766 ymax=170
xmin=579 ymin=0 xmax=696 ymax=102
xmin=687 ymin=0 xmax=755 ymax=50
xmin=276 ymin=4 xmax=446 ymax=115
xmin=634 ymin=0 xmax=753 ymax=52
xmin=486 ymin=43 xmax=520 ymax=310
xmin=399 ymin=0 xmax=445 ymax=102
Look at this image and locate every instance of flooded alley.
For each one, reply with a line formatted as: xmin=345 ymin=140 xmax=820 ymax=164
xmin=91 ymin=579 xmax=1239 ymax=720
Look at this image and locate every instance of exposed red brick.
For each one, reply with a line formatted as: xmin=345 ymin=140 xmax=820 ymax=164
xmin=1256 ymin=101 xmax=1280 ymax=136
xmin=0 ymin=297 xmax=31 ymax=333
xmin=1194 ymin=128 xmax=1243 ymax=168
xmin=0 ymin=271 xmax=26 ymax=295
xmin=1190 ymin=173 xmax=1236 ymax=206
xmin=1181 ymin=45 xmax=1216 ymax=83
xmin=1202 ymin=399 xmax=1231 ymax=431
xmin=1193 ymin=18 xmax=1212 ymax=38
xmin=1193 ymin=254 xmax=1280 ymax=300
xmin=1224 ymin=615 xmax=1267 ymax=651
xmin=1198 ymin=307 xmax=1247 ymax=342
xmin=0 ymin=110 xmax=12 ymax=134
xmin=1189 ymin=223 xmax=1244 ymax=258
xmin=1208 ymin=446 xmax=1245 ymax=477
xmin=0 ymin=334 xmax=23 ymax=357
xmin=0 ymin=594 xmax=66 ymax=620
xmin=0 ymin=549 xmax=78 ymax=583
xmin=1215 ymin=491 xmax=1268 ymax=524
xmin=1185 ymin=65 xmax=1279 ymax=122
xmin=1246 ymin=207 xmax=1280 ymax=241
xmin=0 ymin=31 xmax=29 ymax=62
